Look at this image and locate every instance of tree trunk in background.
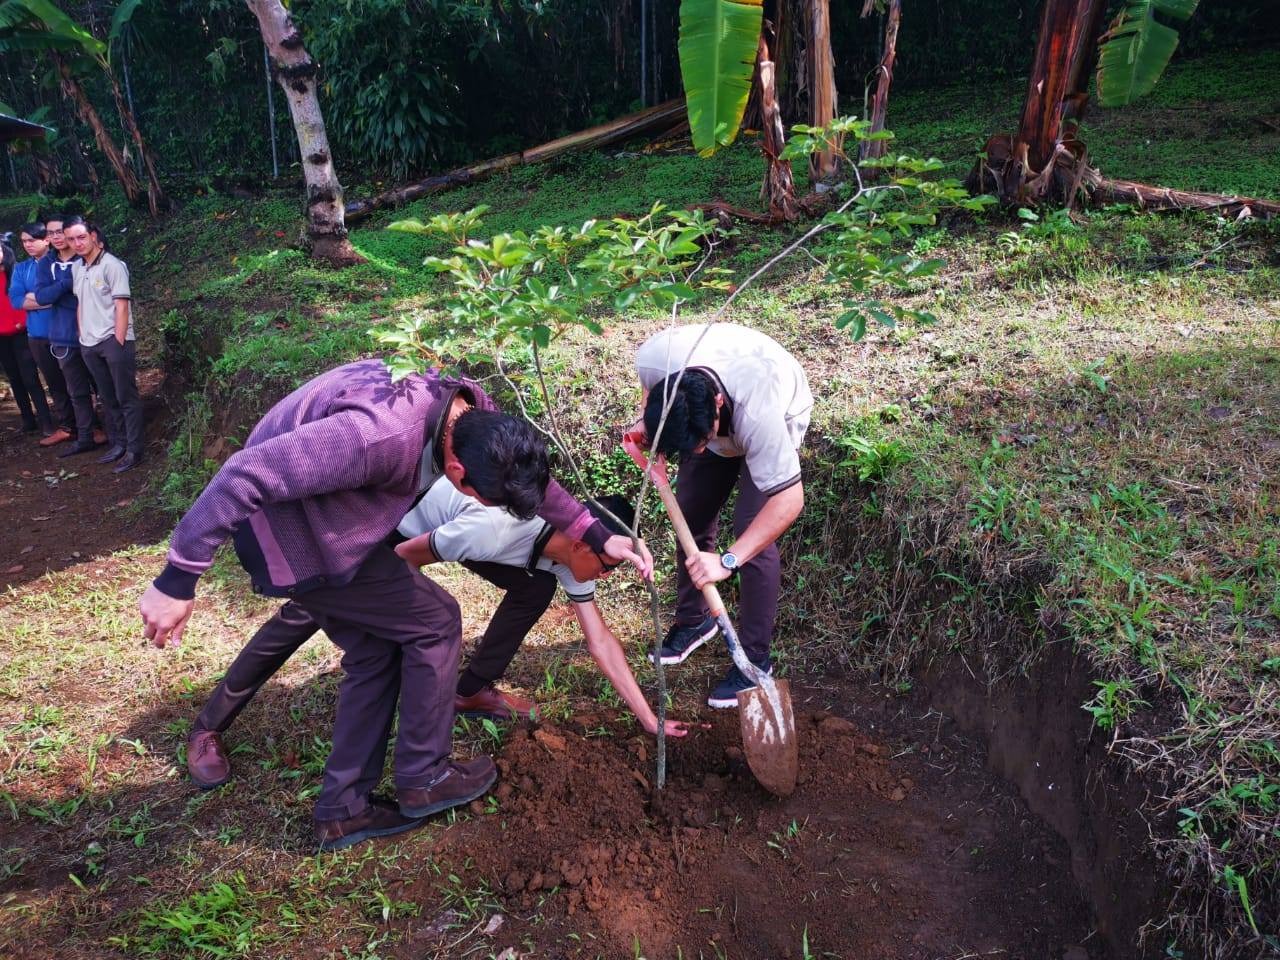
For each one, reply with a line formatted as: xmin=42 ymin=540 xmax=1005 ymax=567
xmin=808 ymin=0 xmax=838 ymax=183
xmin=757 ymin=31 xmax=799 ymax=221
xmin=245 ymin=0 xmax=362 ymax=265
xmin=104 ymin=71 xmax=166 ymax=216
xmin=1061 ymin=0 xmax=1109 ymax=127
xmin=972 ymin=0 xmax=1103 ymax=205
xmin=859 ymin=0 xmax=901 ymax=166
xmin=54 ymin=53 xmax=141 ymax=207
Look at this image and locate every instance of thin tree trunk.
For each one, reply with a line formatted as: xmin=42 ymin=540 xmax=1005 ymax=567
xmin=53 ymin=53 xmax=141 ymax=206
xmin=808 ymin=0 xmax=838 ymax=182
xmin=345 ymin=99 xmax=687 ymax=224
xmin=264 ymin=41 xmax=279 ymax=179
xmin=860 ymin=0 xmax=901 ymax=166
xmin=104 ymin=69 xmax=166 ymax=216
xmin=245 ymin=0 xmax=362 ymax=265
xmin=757 ymin=30 xmax=799 ymax=222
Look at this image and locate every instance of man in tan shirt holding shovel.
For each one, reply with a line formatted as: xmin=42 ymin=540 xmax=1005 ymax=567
xmin=632 ymin=323 xmax=811 ymax=708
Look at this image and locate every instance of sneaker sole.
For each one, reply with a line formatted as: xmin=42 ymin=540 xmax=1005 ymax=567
xmin=317 ymin=815 xmax=427 ymax=853
xmin=706 ymin=694 xmax=743 ymax=710
xmin=648 ymin=623 xmax=719 ymax=667
xmin=399 ymin=765 xmax=499 ymax=818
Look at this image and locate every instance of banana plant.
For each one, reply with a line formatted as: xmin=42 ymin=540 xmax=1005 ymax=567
xmin=677 ymin=0 xmax=763 ymax=156
xmin=1095 ymin=0 xmax=1201 ymax=107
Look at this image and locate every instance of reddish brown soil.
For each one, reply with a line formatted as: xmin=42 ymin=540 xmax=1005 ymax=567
xmin=0 ymin=368 xmax=170 ymax=589
xmin=412 ymin=691 xmax=1100 ymax=960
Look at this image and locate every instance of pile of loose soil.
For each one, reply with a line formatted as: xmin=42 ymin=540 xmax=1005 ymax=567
xmin=421 ymin=703 xmax=1101 ymax=959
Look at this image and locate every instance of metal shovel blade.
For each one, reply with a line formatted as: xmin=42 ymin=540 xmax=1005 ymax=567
xmin=738 ymin=678 xmax=799 ymax=796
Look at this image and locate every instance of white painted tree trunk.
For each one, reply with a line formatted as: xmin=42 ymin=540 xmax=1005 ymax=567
xmin=244 ymin=0 xmax=361 ymax=265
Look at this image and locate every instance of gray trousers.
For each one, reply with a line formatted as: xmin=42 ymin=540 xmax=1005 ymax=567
xmin=81 ymin=337 xmax=144 ymax=456
xmin=673 ymin=452 xmax=782 ymax=666
xmin=53 ymin=344 xmax=99 ymax=443
xmin=27 ymin=337 xmax=74 ymax=432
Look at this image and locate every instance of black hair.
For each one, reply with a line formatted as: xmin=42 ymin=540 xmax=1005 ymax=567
xmin=586 ymin=494 xmax=635 ymax=538
xmin=642 ymin=369 xmax=719 ymax=460
xmin=450 ymin=409 xmax=549 ymax=520
xmin=59 ymin=214 xmax=84 ymax=228
xmin=21 ymin=223 xmax=46 ymax=240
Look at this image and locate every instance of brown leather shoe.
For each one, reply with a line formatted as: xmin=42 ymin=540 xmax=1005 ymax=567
xmin=39 ymin=428 xmax=72 ymax=447
xmin=187 ymin=728 xmax=231 ymax=789
xmin=398 ymin=757 xmax=498 ymax=818
xmin=315 ymin=796 xmax=425 ymax=852
xmin=454 ymin=684 xmax=536 ymax=721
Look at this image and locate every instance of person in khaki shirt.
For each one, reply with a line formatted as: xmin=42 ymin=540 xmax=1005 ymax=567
xmin=66 ymin=221 xmax=143 ymax=473
xmin=631 ymin=323 xmax=812 ymax=708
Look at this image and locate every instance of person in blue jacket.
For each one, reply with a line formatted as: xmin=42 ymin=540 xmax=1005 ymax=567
xmin=32 ymin=214 xmax=100 ymax=457
xmin=8 ymin=222 xmax=76 ymax=446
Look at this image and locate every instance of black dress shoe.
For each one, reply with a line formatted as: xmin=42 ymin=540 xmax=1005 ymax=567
xmin=57 ymin=440 xmax=98 ymax=458
xmin=112 ymin=452 xmax=141 ymax=474
xmin=96 ymin=445 xmax=125 ymax=464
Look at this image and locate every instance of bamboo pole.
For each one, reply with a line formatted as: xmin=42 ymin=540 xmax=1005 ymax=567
xmin=345 ymin=99 xmax=688 ymax=224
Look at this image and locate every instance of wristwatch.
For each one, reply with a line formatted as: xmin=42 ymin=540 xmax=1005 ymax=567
xmin=720 ymin=552 xmax=740 ymax=572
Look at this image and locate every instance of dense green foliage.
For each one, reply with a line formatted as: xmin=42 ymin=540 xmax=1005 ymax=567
xmin=1 ymin=0 xmax=1275 ymax=193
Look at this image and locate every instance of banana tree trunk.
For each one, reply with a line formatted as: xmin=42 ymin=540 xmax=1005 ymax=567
xmin=859 ymin=0 xmax=901 ymax=166
xmin=973 ymin=0 xmax=1103 ymax=204
xmin=757 ymin=31 xmax=799 ymax=222
xmin=54 ymin=53 xmax=140 ymax=207
xmin=104 ymin=69 xmax=166 ymax=216
xmin=808 ymin=0 xmax=838 ymax=182
xmin=245 ymin=0 xmax=361 ymax=265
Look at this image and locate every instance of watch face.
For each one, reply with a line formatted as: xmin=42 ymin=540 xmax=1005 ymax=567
xmin=721 ymin=552 xmax=738 ymax=570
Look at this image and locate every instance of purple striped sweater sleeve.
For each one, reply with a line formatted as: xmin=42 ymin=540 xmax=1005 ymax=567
xmin=157 ymin=414 xmax=376 ymax=598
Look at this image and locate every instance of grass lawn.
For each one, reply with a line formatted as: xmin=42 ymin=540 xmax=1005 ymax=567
xmin=1 ymin=49 xmax=1278 ymax=959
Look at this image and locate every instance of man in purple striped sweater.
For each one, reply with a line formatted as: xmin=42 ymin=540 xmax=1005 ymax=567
xmin=139 ymin=359 xmax=652 ymax=851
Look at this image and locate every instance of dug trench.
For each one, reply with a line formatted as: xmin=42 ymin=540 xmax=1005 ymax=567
xmin=395 ymin=681 xmax=1114 ymax=960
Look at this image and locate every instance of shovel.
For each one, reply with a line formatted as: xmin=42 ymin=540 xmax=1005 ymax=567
xmin=623 ymin=435 xmax=799 ymax=797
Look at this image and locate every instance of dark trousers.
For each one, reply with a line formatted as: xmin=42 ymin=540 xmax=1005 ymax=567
xmin=27 ymin=337 xmax=74 ymax=432
xmin=0 ymin=331 xmax=51 ymax=429
xmin=195 ymin=600 xmax=318 ymax=734
xmin=53 ymin=344 xmax=97 ymax=443
xmin=458 ymin=560 xmax=558 ymax=692
xmin=673 ymin=451 xmax=781 ymax=666
xmin=82 ymin=337 xmax=144 ymax=456
xmin=196 ymin=561 xmax=556 ymax=731
xmin=291 ymin=545 xmax=463 ymax=821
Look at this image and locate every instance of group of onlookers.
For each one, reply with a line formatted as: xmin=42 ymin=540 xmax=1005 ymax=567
xmin=0 ymin=215 xmax=143 ymax=472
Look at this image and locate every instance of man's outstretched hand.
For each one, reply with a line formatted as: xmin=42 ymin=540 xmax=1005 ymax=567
xmin=140 ymin=584 xmax=195 ymax=649
xmin=602 ymin=534 xmax=654 ymax=581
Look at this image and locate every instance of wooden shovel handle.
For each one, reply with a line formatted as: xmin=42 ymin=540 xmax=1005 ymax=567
xmin=651 ymin=475 xmax=726 ymax=619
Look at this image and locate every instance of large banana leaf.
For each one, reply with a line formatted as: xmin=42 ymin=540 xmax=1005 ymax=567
xmin=678 ymin=0 xmax=763 ymax=157
xmin=1096 ymin=0 xmax=1200 ymax=107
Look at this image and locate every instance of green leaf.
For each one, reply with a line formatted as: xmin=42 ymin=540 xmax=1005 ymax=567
xmin=678 ymin=0 xmax=762 ymax=156
xmin=107 ymin=0 xmax=143 ymax=49
xmin=386 ymin=218 xmax=430 ymax=234
xmin=1096 ymin=0 xmax=1199 ymax=107
xmin=15 ymin=0 xmax=104 ymax=58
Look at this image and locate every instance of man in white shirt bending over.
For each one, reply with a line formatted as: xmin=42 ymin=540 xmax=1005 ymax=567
xmin=632 ymin=323 xmax=812 ymax=709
